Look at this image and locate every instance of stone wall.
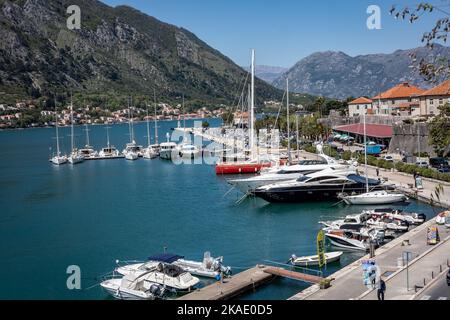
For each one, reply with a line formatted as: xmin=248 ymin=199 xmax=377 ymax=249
xmin=389 ymin=122 xmax=434 ymax=156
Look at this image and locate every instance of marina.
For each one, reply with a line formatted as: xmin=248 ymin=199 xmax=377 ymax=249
xmin=0 ymin=118 xmax=444 ymax=300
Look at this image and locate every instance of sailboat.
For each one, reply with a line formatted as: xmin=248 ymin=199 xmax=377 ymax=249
xmin=215 ymin=49 xmax=273 ymax=174
xmin=176 ymin=94 xmax=200 ymax=159
xmin=122 ymin=97 xmax=140 ymax=161
xmin=142 ymin=101 xmax=159 ymax=159
xmin=68 ymin=96 xmax=85 ymax=164
xmin=99 ymin=126 xmax=120 ymax=158
xmin=78 ymin=123 xmax=98 ymax=159
xmin=50 ymin=98 xmax=68 ymax=165
xmin=342 ymin=114 xmax=407 ymax=205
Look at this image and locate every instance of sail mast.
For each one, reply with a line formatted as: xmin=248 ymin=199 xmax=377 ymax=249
xmin=287 ymin=78 xmax=291 ymax=164
xmin=146 ymin=101 xmax=151 ymax=147
xmin=363 ymin=113 xmax=369 ymax=193
xmin=70 ymin=94 xmax=74 ymax=152
xmin=55 ymin=97 xmax=60 ymax=156
xmin=250 ymin=49 xmax=255 ymax=159
xmin=154 ymin=89 xmax=158 ymax=145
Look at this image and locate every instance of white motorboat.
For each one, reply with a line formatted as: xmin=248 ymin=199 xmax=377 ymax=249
xmin=343 ymin=190 xmax=408 ymax=205
xmin=50 ymin=100 xmax=68 ymax=165
xmin=320 ymin=212 xmax=372 ymax=231
xmin=289 ymin=251 xmax=343 ymax=267
xmin=366 ymin=217 xmax=409 ymax=232
xmin=120 ymin=262 xmax=199 ymax=291
xmin=228 ymin=153 xmax=348 ymax=194
xmin=142 ymin=146 xmax=159 ymax=159
xmin=100 ymin=274 xmax=166 ymax=300
xmin=325 ymin=229 xmax=383 ymax=251
xmin=363 ymin=208 xmax=426 ymax=225
xmin=159 ymin=142 xmax=178 ymax=160
xmin=117 ymin=252 xmax=232 ymax=279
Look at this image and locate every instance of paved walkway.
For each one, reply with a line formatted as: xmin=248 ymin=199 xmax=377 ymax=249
xmin=290 ymin=220 xmax=449 ymax=300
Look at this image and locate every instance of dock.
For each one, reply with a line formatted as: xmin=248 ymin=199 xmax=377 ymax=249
xmin=178 ymin=265 xmax=323 ymax=300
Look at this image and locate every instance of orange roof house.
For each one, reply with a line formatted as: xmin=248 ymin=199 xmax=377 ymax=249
xmin=372 ymin=82 xmax=425 ymax=100
xmin=349 ymin=97 xmax=373 ymax=104
xmin=421 ymin=79 xmax=450 ymax=97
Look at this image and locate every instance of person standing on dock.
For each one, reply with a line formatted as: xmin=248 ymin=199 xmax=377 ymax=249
xmin=377 ymin=279 xmax=386 ymax=301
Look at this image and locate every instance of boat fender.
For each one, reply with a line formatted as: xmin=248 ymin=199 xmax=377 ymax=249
xmin=215 ymin=274 xmax=221 ymax=281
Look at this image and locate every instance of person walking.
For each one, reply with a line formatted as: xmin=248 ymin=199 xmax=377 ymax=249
xmin=376 ymin=168 xmax=380 ymax=177
xmin=377 ymin=279 xmax=386 ymax=301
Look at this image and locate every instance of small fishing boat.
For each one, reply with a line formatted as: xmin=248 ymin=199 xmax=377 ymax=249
xmin=363 ymin=208 xmax=426 ymax=225
xmin=100 ymin=274 xmax=166 ymax=300
xmin=289 ymin=251 xmax=343 ymax=267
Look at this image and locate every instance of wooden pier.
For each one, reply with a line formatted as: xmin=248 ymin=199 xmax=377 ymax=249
xmin=178 ymin=265 xmax=323 ymax=300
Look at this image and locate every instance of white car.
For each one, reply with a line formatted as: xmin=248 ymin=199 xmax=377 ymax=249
xmin=383 ymin=155 xmax=394 ymax=162
xmin=416 ymin=161 xmax=428 ymax=168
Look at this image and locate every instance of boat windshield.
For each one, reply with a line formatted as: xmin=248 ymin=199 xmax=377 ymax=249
xmin=156 ymin=263 xmax=185 ymax=277
xmin=298 ymin=159 xmax=327 ymax=165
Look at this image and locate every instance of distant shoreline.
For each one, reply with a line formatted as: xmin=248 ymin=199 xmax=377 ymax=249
xmin=0 ymin=117 xmax=221 ymax=132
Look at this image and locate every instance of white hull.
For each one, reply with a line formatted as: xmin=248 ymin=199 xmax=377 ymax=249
xmin=229 ymin=175 xmax=301 ymax=194
xmin=68 ymin=155 xmax=84 ymax=164
xmin=125 ymin=152 xmax=139 ymax=161
xmin=325 ymin=234 xmax=368 ymax=251
xmin=100 ymin=278 xmax=161 ymax=300
xmin=51 ymin=156 xmax=67 ymax=165
xmin=143 ymin=148 xmax=159 ymax=159
xmin=291 ymin=251 xmax=343 ymax=267
xmin=344 ymin=191 xmax=407 ymax=205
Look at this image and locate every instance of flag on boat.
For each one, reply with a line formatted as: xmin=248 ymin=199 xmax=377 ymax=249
xmin=316 ymin=230 xmax=326 ymax=268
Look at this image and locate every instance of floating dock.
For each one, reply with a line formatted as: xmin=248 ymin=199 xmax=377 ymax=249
xmin=178 ymin=265 xmax=323 ymax=300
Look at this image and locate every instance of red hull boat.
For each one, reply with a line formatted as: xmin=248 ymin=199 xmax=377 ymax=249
xmin=215 ymin=162 xmax=272 ymax=175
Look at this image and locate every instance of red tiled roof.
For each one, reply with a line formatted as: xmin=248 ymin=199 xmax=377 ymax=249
xmin=349 ymin=97 xmax=373 ymax=104
xmin=372 ymin=82 xmax=425 ymax=100
xmin=334 ymin=123 xmax=393 ymax=138
xmin=421 ymin=79 xmax=450 ymax=96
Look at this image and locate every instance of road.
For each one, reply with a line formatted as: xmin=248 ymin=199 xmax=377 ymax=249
xmin=415 ymin=271 xmax=450 ymax=300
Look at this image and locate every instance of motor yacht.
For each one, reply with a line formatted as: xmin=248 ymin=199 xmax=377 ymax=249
xmin=253 ymin=167 xmax=383 ymax=203
xmin=159 ymin=142 xmax=178 ymax=160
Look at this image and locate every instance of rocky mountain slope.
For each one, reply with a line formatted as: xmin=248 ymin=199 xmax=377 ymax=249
xmin=273 ymin=45 xmax=450 ymax=99
xmin=0 ymin=0 xmax=282 ymax=106
xmin=242 ymin=65 xmax=288 ymax=84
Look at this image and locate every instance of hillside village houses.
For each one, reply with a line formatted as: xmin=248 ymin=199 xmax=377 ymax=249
xmin=348 ymin=79 xmax=450 ymax=117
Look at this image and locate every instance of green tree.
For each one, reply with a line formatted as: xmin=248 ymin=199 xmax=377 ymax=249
xmin=429 ymin=103 xmax=450 ymax=156
xmin=390 ymin=3 xmax=449 ymax=82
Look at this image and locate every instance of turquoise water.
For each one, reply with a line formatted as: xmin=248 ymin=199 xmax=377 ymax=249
xmin=0 ymin=119 xmax=440 ymax=300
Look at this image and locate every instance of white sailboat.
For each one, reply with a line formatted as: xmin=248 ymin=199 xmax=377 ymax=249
xmin=123 ymin=97 xmax=140 ymax=161
xmin=290 ymin=251 xmax=343 ymax=267
xmin=99 ymin=126 xmax=120 ymax=158
xmin=142 ymin=102 xmax=159 ymax=159
xmin=342 ymin=114 xmax=406 ymax=205
xmin=50 ymin=99 xmax=68 ymax=165
xmin=176 ymin=94 xmax=200 ymax=159
xmin=78 ymin=123 xmax=98 ymax=159
xmin=68 ymin=96 xmax=85 ymax=164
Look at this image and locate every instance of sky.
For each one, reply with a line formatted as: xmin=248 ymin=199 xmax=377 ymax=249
xmin=101 ymin=0 xmax=448 ymax=68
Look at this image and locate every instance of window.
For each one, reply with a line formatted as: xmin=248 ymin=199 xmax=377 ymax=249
xmin=430 ymin=99 xmax=434 ymax=105
xmin=439 ymin=98 xmax=443 ymax=105
xmin=357 ymin=105 xmax=360 ymax=110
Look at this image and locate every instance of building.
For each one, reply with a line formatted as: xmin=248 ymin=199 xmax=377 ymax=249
xmin=333 ymin=123 xmax=393 ymax=146
xmin=348 ymin=97 xmax=373 ymax=117
xmin=419 ymin=79 xmax=450 ymax=116
xmin=372 ymin=82 xmax=425 ymax=116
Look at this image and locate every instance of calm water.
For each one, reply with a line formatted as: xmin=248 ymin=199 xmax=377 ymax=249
xmin=0 ymin=119 xmax=440 ymax=300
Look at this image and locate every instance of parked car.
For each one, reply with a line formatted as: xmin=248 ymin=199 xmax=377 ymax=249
xmin=383 ymin=155 xmax=394 ymax=162
xmin=438 ymin=166 xmax=450 ymax=174
xmin=416 ymin=161 xmax=429 ymax=168
xmin=447 ymin=268 xmax=450 ymax=286
xmin=430 ymin=157 xmax=449 ymax=169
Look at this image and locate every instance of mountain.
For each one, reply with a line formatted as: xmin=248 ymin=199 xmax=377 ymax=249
xmin=273 ymin=46 xmax=450 ymax=99
xmin=242 ymin=65 xmax=288 ymax=84
xmin=0 ymin=0 xmax=282 ymax=107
